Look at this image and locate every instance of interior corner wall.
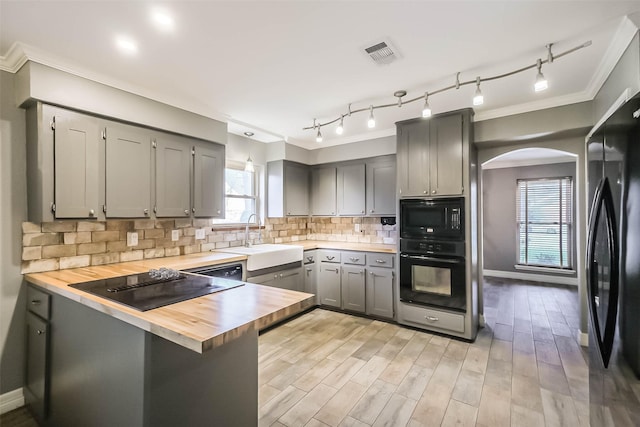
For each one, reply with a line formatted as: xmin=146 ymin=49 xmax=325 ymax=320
xmin=0 ymin=70 xmax=28 ymax=394
xmin=482 ymin=162 xmax=577 ymax=275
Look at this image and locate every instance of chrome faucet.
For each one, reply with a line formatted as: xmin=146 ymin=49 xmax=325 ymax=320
xmin=245 ymin=213 xmax=260 ymax=247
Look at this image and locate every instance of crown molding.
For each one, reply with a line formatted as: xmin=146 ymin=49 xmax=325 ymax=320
xmin=0 ymin=42 xmax=28 ymax=73
xmin=585 ymin=15 xmax=639 ymax=99
xmin=474 ymin=91 xmax=592 ymax=122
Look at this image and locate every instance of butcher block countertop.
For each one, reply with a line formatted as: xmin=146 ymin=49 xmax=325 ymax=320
xmin=289 ymin=240 xmax=397 ymax=253
xmin=24 ymin=252 xmax=315 ymax=354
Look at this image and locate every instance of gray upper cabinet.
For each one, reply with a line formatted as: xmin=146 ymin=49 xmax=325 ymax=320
xmin=366 ymin=158 xmax=396 ymax=216
xmin=337 ymin=164 xmax=365 ymax=216
xmin=52 ymin=110 xmax=101 ymax=219
xmin=105 ymin=124 xmax=152 ymax=218
xmin=193 ymin=143 xmax=225 ymax=218
xmin=396 ymin=119 xmax=429 ymax=197
xmin=267 ymin=160 xmax=309 ymax=217
xmin=429 ymin=113 xmax=464 ymax=196
xmin=311 ymin=166 xmax=337 ymax=216
xmin=396 ymin=109 xmax=471 ymax=197
xmin=154 ymin=135 xmax=191 ymax=218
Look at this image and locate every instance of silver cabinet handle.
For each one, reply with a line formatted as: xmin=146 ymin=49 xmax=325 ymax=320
xmin=375 ymin=259 xmax=386 ymax=264
xmin=143 ymin=209 xmax=149 ymax=215
xmin=31 ymin=300 xmax=41 ymax=305
xmin=287 ymin=212 xmax=291 ymax=215
xmin=360 ymin=270 xmax=364 ymax=274
xmin=306 ymin=268 xmax=313 ymax=272
xmin=331 ymin=212 xmax=335 ymax=215
xmin=89 ymin=209 xmax=95 ymax=216
xmin=279 ymin=274 xmax=283 ymax=278
xmin=37 ymin=330 xmax=45 ymax=335
xmin=349 ymin=257 xmax=359 ymax=262
xmin=306 ymin=256 xmax=314 ymax=262
xmin=184 ymin=209 xmax=189 ymax=215
xmin=361 ymin=210 xmax=364 ymax=214
xmin=425 ymin=316 xmax=439 ymax=322
xmin=432 ymin=190 xmax=437 ymax=194
xmin=325 ymin=268 xmax=339 ymax=273
xmin=217 ymin=210 xmax=221 ymax=215
xmin=423 ymin=190 xmax=427 ymax=194
xmin=192 ymin=207 xmax=196 ymax=213
xmin=326 ymin=256 xmax=335 ymax=261
xmin=274 ymin=275 xmax=278 ymax=279
xmin=370 ymin=210 xmax=374 ymax=213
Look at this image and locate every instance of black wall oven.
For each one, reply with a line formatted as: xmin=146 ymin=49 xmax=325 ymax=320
xmin=400 ymin=197 xmax=464 ymax=240
xmin=399 ymin=239 xmax=466 ymax=312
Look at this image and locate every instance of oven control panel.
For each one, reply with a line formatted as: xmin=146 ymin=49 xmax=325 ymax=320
xmin=400 ymin=239 xmax=465 ymax=257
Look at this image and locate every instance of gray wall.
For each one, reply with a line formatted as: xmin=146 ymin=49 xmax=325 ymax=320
xmin=483 ymin=162 xmax=577 ymax=275
xmin=0 ymin=70 xmax=28 ymax=393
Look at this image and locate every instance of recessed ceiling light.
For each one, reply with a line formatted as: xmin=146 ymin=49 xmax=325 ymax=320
xmin=244 ymin=132 xmax=254 ymax=137
xmin=151 ymin=7 xmax=174 ymax=31
xmin=115 ymin=36 xmax=137 ymax=55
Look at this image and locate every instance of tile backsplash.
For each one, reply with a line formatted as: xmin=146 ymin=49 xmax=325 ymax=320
xmin=21 ymin=217 xmax=396 ymax=273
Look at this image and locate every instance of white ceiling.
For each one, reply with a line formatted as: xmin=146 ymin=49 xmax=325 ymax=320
xmin=2 ymin=1 xmax=640 ymax=149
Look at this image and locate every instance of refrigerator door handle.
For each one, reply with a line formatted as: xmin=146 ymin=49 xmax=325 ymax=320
xmin=586 ymin=177 xmax=620 ymax=368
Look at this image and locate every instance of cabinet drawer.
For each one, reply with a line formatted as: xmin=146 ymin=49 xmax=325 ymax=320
xmin=367 ymin=253 xmax=394 ymax=268
xmin=27 ymin=286 xmax=51 ymax=320
xmin=318 ymin=250 xmax=341 ymax=263
xmin=342 ymin=251 xmax=366 ymax=265
xmin=401 ymin=303 xmax=464 ymax=333
xmin=304 ymin=251 xmax=317 ymax=265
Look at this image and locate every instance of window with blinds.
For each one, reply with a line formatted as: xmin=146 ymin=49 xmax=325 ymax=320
xmin=516 ymin=177 xmax=573 ymax=268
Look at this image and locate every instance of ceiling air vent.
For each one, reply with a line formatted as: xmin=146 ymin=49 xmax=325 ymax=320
xmin=364 ymin=40 xmax=397 ymax=65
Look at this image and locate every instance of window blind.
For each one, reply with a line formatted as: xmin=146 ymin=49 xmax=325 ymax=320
xmin=516 ymin=177 xmax=573 ymax=268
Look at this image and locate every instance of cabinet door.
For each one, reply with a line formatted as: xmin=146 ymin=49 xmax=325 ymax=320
xmin=318 ymin=264 xmax=341 ymax=307
xmin=25 ymin=312 xmax=49 ymax=421
xmin=284 ymin=162 xmax=310 ymax=216
xmin=279 ymin=267 xmax=303 ymax=292
xmin=105 ymin=125 xmax=152 ymax=217
xmin=366 ymin=160 xmax=396 ymax=216
xmin=247 ymin=272 xmax=279 ymax=288
xmin=430 ymin=113 xmax=463 ymax=196
xmin=366 ymin=267 xmax=394 ymax=319
xmin=304 ymin=263 xmax=318 ymax=304
xmin=311 ymin=167 xmax=337 ymax=216
xmin=193 ymin=144 xmax=225 ymax=218
xmin=53 ymin=112 xmax=100 ymax=218
xmin=155 ymin=136 xmax=191 ymax=218
xmin=396 ymin=121 xmax=429 ymax=197
xmin=341 ymin=266 xmax=366 ymax=313
xmin=337 ymin=164 xmax=366 ymax=216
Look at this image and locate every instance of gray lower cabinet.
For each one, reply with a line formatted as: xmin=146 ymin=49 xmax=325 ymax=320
xmin=24 ymin=286 xmax=51 ymax=422
xmin=337 ymin=164 xmax=366 ymax=216
xmin=318 ymin=263 xmax=341 ymax=307
xmin=311 ymin=166 xmax=337 ymax=216
xmin=366 ymin=158 xmax=396 ymax=216
xmin=366 ymin=267 xmax=394 ymax=319
xmin=247 ymin=266 xmax=303 ymax=291
xmin=154 ymin=135 xmax=192 ymax=218
xmin=341 ymin=266 xmax=366 ymax=313
xmin=52 ymin=109 xmax=101 ymax=219
xmin=303 ymin=251 xmax=318 ymax=304
xmin=105 ymin=124 xmax=153 ymax=217
xmin=193 ymin=143 xmax=225 ymax=218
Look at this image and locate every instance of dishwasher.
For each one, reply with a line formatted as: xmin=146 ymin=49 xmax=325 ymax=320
xmin=182 ymin=263 xmax=244 ymax=281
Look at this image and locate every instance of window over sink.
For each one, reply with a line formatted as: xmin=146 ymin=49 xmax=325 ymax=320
xmin=212 ymin=161 xmax=259 ymax=225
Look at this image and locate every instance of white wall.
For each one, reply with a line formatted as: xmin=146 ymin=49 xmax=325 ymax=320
xmin=307 ymin=135 xmax=395 ymax=164
xmin=0 ymin=70 xmax=28 ymax=394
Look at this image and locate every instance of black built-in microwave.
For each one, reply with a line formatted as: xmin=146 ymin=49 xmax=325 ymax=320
xmin=400 ymin=197 xmax=464 ymax=240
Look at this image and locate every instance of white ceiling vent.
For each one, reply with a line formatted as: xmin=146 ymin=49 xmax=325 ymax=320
xmin=364 ymin=40 xmax=398 ymax=65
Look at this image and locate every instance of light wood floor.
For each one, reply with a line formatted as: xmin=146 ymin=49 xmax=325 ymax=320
xmin=258 ymin=279 xmax=590 ymax=427
xmin=2 ymin=279 xmax=593 ymax=427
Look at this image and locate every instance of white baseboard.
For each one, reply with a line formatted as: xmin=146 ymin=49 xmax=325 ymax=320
xmin=0 ymin=388 xmax=24 ymax=414
xmin=483 ymin=269 xmax=578 ymax=286
xmin=579 ymin=330 xmax=589 ymax=347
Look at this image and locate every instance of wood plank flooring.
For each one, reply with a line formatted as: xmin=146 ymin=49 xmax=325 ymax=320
xmin=2 ymin=279 xmax=607 ymax=426
xmin=258 ymin=278 xmax=591 ymax=427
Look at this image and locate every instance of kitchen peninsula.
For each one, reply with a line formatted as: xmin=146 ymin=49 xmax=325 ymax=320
xmin=24 ymin=252 xmax=315 ymax=427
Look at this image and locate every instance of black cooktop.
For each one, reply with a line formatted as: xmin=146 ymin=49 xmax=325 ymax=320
xmin=69 ymin=270 xmax=244 ymax=311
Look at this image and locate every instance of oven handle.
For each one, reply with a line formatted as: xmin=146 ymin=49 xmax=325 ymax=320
xmin=400 ymin=253 xmax=463 ymax=264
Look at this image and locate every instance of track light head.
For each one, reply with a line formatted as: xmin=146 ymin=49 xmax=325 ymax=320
xmin=534 ymin=59 xmax=548 ymax=92
xmin=336 ymin=115 xmax=344 ymax=135
xmin=244 ymin=155 xmax=254 ymax=172
xmin=316 ymin=127 xmax=323 ymax=143
xmin=422 ymin=93 xmax=432 ymax=118
xmin=473 ymin=77 xmax=484 ymax=106
xmin=367 ymin=105 xmax=376 ymax=128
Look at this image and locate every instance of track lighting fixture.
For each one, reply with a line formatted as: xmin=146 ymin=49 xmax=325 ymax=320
xmin=422 ymin=93 xmax=432 ymax=118
xmin=534 ymin=58 xmax=548 ymax=92
xmin=473 ymin=77 xmax=484 ymax=106
xmin=367 ymin=105 xmax=376 ymax=128
xmin=336 ymin=115 xmax=344 ymax=135
xmin=303 ymin=40 xmax=591 ymax=139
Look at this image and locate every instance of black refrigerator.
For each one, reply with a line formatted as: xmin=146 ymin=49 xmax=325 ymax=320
xmin=587 ymin=93 xmax=640 ymax=425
